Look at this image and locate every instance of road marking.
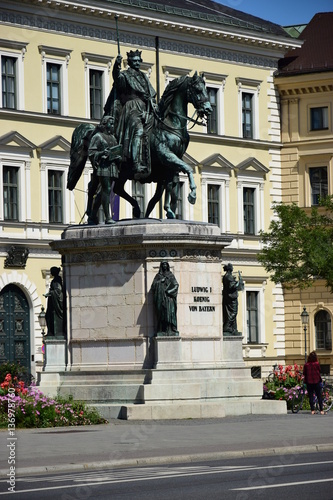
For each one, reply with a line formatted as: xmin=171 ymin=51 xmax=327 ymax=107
xmin=232 ymin=477 xmax=333 ymax=491
xmin=15 ymin=458 xmax=333 ymax=485
xmin=15 ymin=464 xmax=253 ymax=484
xmin=1 ymin=459 xmax=333 ymax=495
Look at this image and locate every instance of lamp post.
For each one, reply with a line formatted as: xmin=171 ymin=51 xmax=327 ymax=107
xmin=38 ymin=306 xmax=47 ymax=336
xmin=38 ymin=306 xmax=47 ymax=370
xmin=300 ymin=306 xmax=309 ymax=364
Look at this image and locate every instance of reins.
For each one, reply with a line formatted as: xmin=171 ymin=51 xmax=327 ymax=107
xmin=153 ymin=107 xmax=206 ymax=136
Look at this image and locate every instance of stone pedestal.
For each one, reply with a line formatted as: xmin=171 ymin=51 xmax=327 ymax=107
xmin=44 ymin=338 xmax=67 ymax=372
xmin=51 ymin=219 xmax=233 ymax=371
xmin=37 ymin=220 xmax=286 ymax=419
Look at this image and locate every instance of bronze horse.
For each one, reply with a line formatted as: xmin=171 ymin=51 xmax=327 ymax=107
xmin=67 ymin=72 xmax=212 ymax=220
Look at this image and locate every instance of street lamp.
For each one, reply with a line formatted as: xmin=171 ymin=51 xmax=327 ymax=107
xmin=300 ymin=306 xmax=309 ymax=364
xmin=38 ymin=306 xmax=47 ymax=337
xmin=38 ymin=306 xmax=47 ymax=371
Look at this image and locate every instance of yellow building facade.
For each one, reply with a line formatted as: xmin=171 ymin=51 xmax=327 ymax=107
xmin=0 ymin=0 xmax=300 ymax=378
xmin=275 ymin=13 xmax=333 ymax=373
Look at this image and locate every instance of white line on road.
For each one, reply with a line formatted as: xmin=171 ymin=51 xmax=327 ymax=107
xmin=1 ymin=459 xmax=333 ymax=495
xmin=232 ymin=477 xmax=333 ymax=491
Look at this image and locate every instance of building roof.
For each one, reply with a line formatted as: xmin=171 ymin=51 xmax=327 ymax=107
xmin=277 ymin=12 xmax=333 ymax=76
xmin=283 ymin=24 xmax=307 ymax=39
xmin=104 ymin=0 xmax=289 ymax=37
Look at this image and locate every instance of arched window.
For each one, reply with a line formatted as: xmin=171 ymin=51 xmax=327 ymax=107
xmin=315 ymin=310 xmax=332 ymax=350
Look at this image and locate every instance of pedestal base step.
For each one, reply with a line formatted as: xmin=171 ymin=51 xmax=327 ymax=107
xmin=90 ymin=399 xmax=286 ymax=421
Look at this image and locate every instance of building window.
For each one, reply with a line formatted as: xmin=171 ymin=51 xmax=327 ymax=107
xmin=251 ymin=366 xmax=261 ymax=379
xmin=247 ymin=291 xmax=259 ymax=343
xmin=1 ymin=56 xmax=16 ymax=109
xmin=46 ymin=63 xmax=61 ymax=115
xmin=310 ymin=107 xmax=328 ymax=131
xmin=207 ymin=184 xmax=220 ymax=226
xmin=207 ymin=87 xmax=218 ymax=134
xmin=243 ymin=187 xmax=255 ymax=235
xmin=242 ymin=93 xmax=253 ymax=139
xmin=3 ymin=166 xmax=19 ymax=221
xmin=48 ymin=170 xmax=63 ymax=223
xmin=132 ymin=181 xmax=145 ymax=218
xmin=175 ymin=181 xmax=184 ymax=220
xmin=315 ymin=310 xmax=332 ymax=350
xmin=89 ymin=69 xmax=103 ymax=120
xmin=309 ymin=167 xmax=328 ymax=205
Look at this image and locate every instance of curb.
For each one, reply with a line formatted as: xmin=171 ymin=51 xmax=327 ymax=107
xmin=1 ymin=443 xmax=333 ymax=477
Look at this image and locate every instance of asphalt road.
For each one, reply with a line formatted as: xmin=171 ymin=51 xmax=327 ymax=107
xmin=1 ymin=412 xmax=333 ymax=477
xmin=1 ymin=451 xmax=333 ymax=499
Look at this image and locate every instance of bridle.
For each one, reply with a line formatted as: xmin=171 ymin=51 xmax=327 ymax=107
xmin=153 ymin=76 xmax=209 ymax=135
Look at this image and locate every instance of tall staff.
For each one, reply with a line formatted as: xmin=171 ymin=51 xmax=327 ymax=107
xmin=115 ymin=14 xmax=121 ymax=56
xmin=107 ymin=14 xmax=121 ymax=120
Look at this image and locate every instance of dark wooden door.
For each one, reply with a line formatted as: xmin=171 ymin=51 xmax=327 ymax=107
xmin=0 ymin=284 xmax=30 ymax=372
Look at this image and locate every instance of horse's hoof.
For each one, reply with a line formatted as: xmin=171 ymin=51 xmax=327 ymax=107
xmin=188 ymin=193 xmax=196 ymax=205
xmin=166 ymin=210 xmax=175 ymax=219
xmin=105 ymin=218 xmax=116 ymax=225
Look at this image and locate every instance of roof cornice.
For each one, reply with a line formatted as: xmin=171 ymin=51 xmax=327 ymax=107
xmin=14 ymin=0 xmax=301 ymax=53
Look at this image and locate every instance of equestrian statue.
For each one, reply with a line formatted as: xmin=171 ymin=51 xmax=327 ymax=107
xmin=67 ymin=49 xmax=212 ymax=223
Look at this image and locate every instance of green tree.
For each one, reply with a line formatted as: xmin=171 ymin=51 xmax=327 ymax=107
xmin=258 ymin=197 xmax=333 ymax=292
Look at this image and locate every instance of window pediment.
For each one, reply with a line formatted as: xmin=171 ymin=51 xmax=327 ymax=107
xmin=236 ymin=77 xmax=262 ymax=94
xmin=163 ymin=66 xmax=192 ymax=78
xmin=0 ymin=39 xmax=28 ymax=50
xmin=201 ymin=72 xmax=228 ymax=84
xmin=38 ymin=136 xmax=71 ymax=154
xmin=0 ymin=131 xmax=35 ymax=150
xmin=236 ymin=157 xmax=269 ymax=174
xmin=201 ymin=153 xmax=234 ymax=171
xmin=39 ymin=45 xmax=72 ymax=59
xmin=81 ymin=52 xmax=113 ymax=65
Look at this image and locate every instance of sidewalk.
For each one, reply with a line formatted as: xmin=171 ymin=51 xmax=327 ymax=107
xmin=1 ymin=412 xmax=333 ymax=476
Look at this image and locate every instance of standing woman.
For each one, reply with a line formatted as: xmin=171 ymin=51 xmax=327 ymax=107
xmin=303 ymin=351 xmax=325 ymax=415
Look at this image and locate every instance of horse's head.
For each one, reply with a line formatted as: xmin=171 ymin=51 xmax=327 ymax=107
xmin=187 ymin=72 xmax=212 ymax=119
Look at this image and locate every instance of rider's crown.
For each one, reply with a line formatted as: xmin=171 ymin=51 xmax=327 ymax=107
xmin=127 ymin=50 xmax=142 ymax=61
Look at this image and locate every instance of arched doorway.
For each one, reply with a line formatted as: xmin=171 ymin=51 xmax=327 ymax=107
xmin=0 ymin=284 xmax=30 ymax=373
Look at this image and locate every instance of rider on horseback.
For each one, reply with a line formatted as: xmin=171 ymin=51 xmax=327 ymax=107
xmin=110 ymin=50 xmax=157 ymax=180
xmin=68 ymin=69 xmax=212 ymax=222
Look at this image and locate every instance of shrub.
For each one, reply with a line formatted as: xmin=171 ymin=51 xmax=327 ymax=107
xmin=0 ymin=372 xmax=107 ymax=428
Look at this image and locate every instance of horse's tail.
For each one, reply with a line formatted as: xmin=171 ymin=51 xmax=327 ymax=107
xmin=67 ymin=123 xmax=96 ymax=191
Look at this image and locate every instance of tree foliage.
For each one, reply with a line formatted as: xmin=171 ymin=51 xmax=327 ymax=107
xmin=258 ymin=197 xmax=333 ymax=292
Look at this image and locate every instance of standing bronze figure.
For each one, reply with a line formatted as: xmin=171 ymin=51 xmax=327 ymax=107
xmin=151 ymin=261 xmax=179 ymax=336
xmin=87 ymin=116 xmax=122 ymax=225
xmin=222 ymin=263 xmax=244 ymax=336
xmin=44 ymin=267 xmax=64 ymax=337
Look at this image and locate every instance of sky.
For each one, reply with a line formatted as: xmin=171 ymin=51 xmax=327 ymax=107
xmin=214 ymin=0 xmax=333 ymax=26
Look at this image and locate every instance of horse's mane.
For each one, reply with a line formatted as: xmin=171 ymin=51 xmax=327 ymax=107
xmin=158 ymin=75 xmax=188 ymax=119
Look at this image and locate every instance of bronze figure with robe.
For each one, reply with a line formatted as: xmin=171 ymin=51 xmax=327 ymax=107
xmin=222 ymin=263 xmax=244 ymax=336
xmin=110 ymin=50 xmax=157 ymax=179
xmin=44 ymin=267 xmax=64 ymax=337
xmin=151 ymin=261 xmax=179 ymax=336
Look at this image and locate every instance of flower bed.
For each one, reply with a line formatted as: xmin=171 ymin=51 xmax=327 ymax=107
xmin=263 ymin=364 xmax=310 ymax=410
xmin=0 ymin=371 xmax=107 ymax=428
